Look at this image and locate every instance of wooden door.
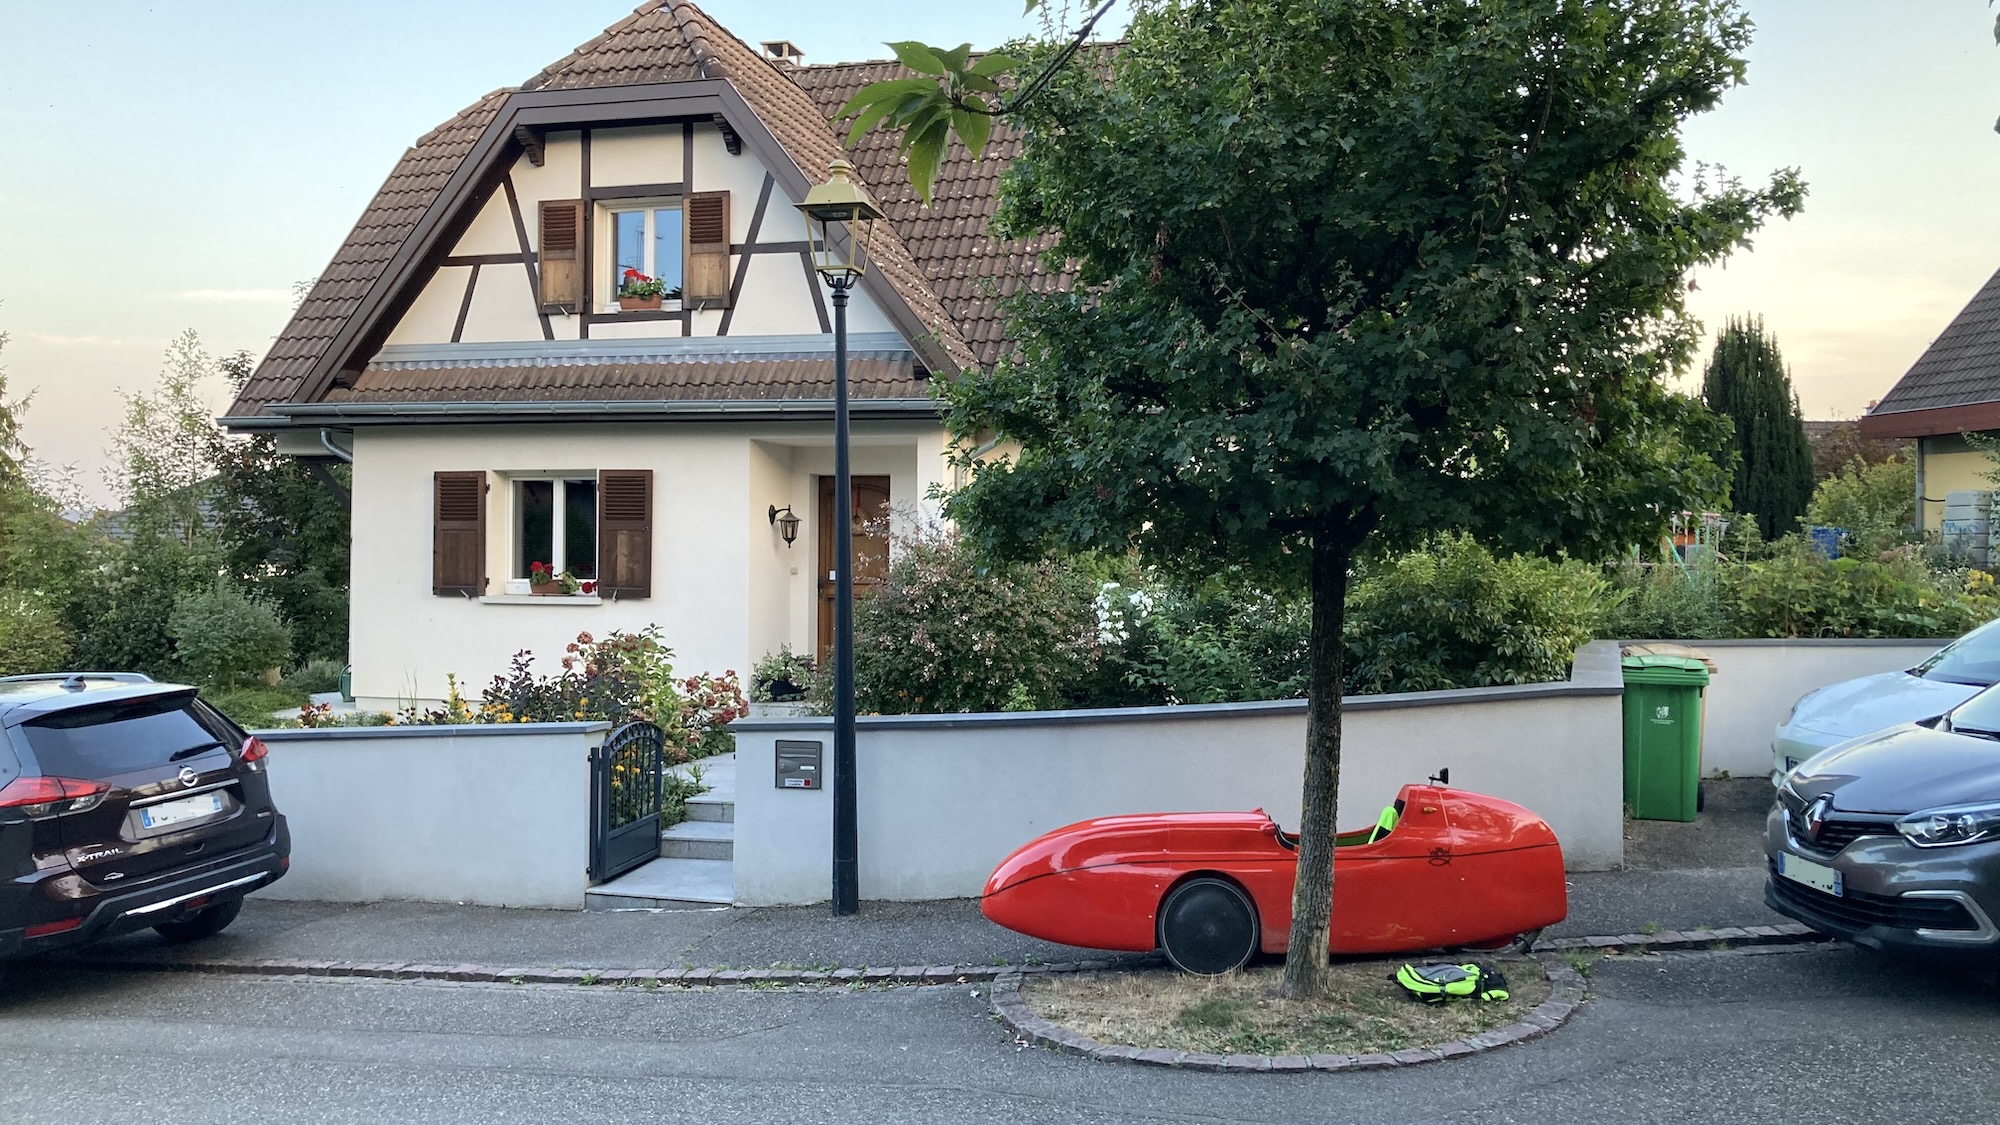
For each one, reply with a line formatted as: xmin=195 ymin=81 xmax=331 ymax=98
xmin=817 ymin=475 xmax=891 ymax=662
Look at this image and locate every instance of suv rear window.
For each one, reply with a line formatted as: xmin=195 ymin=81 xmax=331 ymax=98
xmin=20 ymin=695 xmax=231 ymax=778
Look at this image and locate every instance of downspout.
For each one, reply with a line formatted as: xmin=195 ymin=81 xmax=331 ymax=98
xmin=312 ymin=429 xmax=354 ymax=513
xmin=318 ymin=428 xmax=354 ymax=463
xmin=1914 ymin=437 xmax=1925 ymax=534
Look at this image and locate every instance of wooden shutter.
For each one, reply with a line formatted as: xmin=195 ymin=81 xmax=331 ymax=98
xmin=683 ymin=191 xmax=731 ymax=308
xmin=537 ymin=199 xmax=583 ymax=311
xmin=598 ymin=470 xmax=653 ymax=599
xmin=433 ymin=471 xmax=487 ymax=596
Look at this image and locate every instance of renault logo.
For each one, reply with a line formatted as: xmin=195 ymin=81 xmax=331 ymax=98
xmin=1802 ymin=793 xmax=1832 ymax=843
xmin=178 ymin=766 xmax=200 ymax=788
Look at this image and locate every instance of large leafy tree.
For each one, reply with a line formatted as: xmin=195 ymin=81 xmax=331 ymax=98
xmin=899 ymin=0 xmax=1798 ymax=998
xmin=1701 ymin=316 xmax=1814 ymax=539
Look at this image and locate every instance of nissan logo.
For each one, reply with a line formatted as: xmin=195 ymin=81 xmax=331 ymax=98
xmin=178 ymin=766 xmax=200 ymax=788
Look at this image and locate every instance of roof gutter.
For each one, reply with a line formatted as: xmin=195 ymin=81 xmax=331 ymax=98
xmin=264 ymin=398 xmax=943 ymax=425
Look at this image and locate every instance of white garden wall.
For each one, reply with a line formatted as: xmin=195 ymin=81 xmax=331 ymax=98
xmin=730 ymin=642 xmax=1626 ymax=906
xmin=1679 ymin=638 xmax=1948 ymax=778
xmin=254 ymin=723 xmax=609 ymax=909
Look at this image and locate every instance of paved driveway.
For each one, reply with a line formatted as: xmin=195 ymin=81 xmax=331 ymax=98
xmin=3 ymin=944 xmax=1993 ymax=1125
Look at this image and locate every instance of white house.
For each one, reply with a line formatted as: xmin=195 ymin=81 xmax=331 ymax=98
xmin=224 ymin=2 xmax=1048 ymax=708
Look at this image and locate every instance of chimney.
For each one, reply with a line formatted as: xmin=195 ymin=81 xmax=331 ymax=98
xmin=761 ymin=40 xmax=805 ymax=68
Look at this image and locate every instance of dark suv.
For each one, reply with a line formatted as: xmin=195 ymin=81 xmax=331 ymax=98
xmin=1 ymin=673 xmax=289 ymax=959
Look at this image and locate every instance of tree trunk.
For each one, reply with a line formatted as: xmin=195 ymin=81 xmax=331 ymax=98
xmin=1280 ymin=531 xmax=1349 ymax=1000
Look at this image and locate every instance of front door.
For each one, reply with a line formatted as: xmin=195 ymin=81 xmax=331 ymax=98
xmin=817 ymin=475 xmax=891 ymax=663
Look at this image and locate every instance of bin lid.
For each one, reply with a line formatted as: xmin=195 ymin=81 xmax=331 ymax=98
xmin=1621 ymin=653 xmax=1711 ymax=685
xmin=1618 ymin=642 xmax=1718 ymax=674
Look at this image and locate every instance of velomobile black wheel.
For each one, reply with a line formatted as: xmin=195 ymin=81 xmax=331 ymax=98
xmin=1158 ymin=877 xmax=1258 ymax=975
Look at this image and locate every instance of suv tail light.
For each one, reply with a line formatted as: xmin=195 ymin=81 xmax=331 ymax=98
xmin=0 ymin=776 xmax=110 ymax=817
xmin=239 ymin=736 xmax=269 ymax=769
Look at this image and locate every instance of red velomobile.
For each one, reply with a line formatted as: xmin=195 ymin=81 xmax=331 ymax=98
xmin=981 ymin=775 xmax=1567 ymax=974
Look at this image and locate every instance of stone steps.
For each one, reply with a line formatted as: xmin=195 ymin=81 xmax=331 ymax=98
xmin=584 ymin=752 xmax=737 ymax=911
xmin=659 ymin=818 xmax=734 ymax=861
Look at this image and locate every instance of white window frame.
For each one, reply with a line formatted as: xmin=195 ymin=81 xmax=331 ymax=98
xmin=510 ymin=474 xmax=599 ymax=581
xmin=601 ymin=198 xmax=684 ymax=313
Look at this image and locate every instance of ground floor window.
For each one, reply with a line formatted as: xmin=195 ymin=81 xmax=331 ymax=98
xmin=514 ymin=477 xmax=598 ymax=580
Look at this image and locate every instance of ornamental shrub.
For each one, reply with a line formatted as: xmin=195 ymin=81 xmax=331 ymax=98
xmin=166 ymin=578 xmax=292 ymax=688
xmin=1601 ymin=557 xmax=1728 ymax=640
xmin=850 ymin=526 xmax=1100 ymax=714
xmin=1113 ymin=573 xmax=1311 ymax=705
xmin=1805 ymin=455 xmax=1917 ymax=557
xmin=0 ymin=590 xmax=72 ymax=676
xmin=1343 ymin=535 xmax=1609 ymax=694
xmin=1723 ymin=536 xmax=1997 ymax=638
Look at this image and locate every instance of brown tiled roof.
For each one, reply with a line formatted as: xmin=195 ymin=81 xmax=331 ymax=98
xmin=230 ymin=91 xmax=509 ymax=416
xmin=1870 ymin=266 xmax=2000 ymax=416
xmin=228 ymin=0 xmax=976 ymax=419
xmin=325 ymin=354 xmax=923 ymax=403
xmin=793 ymin=62 xmax=1068 ymax=369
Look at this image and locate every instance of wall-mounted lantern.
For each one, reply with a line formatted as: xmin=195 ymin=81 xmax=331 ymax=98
xmin=768 ymin=504 xmax=800 ymax=548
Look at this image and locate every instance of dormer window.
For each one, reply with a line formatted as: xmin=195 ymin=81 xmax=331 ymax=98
xmin=607 ymin=201 xmax=683 ymax=311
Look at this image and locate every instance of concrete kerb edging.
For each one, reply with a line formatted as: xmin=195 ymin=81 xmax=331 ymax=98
xmin=64 ymin=923 xmax=1834 ymax=991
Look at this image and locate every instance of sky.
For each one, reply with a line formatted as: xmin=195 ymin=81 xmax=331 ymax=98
xmin=2 ymin=0 xmax=1996 ymax=504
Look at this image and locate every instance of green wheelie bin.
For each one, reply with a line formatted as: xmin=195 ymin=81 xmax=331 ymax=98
xmin=1620 ymin=653 xmax=1711 ymax=822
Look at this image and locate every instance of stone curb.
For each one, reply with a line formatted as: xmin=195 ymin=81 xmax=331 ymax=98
xmin=987 ymin=954 xmax=1591 ymax=1073
xmin=64 ymin=924 xmax=1833 ymax=989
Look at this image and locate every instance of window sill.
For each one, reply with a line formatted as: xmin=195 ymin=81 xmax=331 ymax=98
xmin=478 ymin=594 xmax=603 ymax=606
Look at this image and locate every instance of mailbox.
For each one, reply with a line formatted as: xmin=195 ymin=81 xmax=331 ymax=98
xmin=775 ymin=740 xmax=822 ymax=790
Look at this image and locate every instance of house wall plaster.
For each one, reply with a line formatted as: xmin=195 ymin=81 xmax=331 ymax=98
xmin=348 ymin=422 xmax=945 ymax=707
xmin=1916 ymin=435 xmax=1993 ymax=531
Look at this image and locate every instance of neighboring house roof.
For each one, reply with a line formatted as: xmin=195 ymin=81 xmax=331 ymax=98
xmin=227 ymin=1 xmax=1053 ymax=424
xmin=1861 ymin=266 xmax=2000 ymax=439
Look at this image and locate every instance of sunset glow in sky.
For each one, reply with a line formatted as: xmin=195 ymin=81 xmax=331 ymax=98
xmin=3 ymin=1 xmax=1996 ymax=502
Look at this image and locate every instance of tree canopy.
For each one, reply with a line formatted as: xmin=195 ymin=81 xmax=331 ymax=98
xmin=927 ymin=0 xmax=1801 ymax=996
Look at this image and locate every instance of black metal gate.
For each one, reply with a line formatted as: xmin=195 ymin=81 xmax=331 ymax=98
xmin=588 ymin=721 xmax=667 ymax=883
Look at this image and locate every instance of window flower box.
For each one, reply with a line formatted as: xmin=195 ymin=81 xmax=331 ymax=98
xmin=616 ymin=269 xmax=680 ymax=312
xmin=618 ymin=294 xmax=661 ymax=312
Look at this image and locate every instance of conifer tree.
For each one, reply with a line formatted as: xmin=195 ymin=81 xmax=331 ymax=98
xmin=1702 ymin=317 xmax=1814 ymax=540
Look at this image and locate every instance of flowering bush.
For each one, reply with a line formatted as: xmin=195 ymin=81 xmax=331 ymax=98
xmin=680 ymin=670 xmax=747 ymax=758
xmin=850 ymin=524 xmax=1100 ymax=714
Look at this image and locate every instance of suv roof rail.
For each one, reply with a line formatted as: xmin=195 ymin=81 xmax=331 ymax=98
xmin=0 ymin=672 xmax=156 ymax=685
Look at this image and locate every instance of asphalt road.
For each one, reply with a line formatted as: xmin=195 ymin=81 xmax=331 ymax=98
xmin=4 ymin=944 xmax=1997 ymax=1125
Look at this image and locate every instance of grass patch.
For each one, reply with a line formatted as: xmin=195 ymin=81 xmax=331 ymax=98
xmin=1023 ymin=958 xmax=1549 ymax=1057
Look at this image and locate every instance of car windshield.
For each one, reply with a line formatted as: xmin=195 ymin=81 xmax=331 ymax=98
xmin=1913 ymin=620 xmax=2000 ymax=687
xmin=1947 ymin=684 xmax=2000 ymax=735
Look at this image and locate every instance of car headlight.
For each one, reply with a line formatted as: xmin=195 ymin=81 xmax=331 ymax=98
xmin=1895 ymin=801 xmax=2000 ymax=848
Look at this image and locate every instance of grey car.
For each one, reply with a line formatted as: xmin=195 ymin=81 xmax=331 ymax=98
xmin=1767 ymin=685 xmax=2000 ymax=957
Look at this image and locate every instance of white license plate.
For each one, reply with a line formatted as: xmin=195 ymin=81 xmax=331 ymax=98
xmin=1777 ymin=852 xmax=1842 ymax=897
xmin=139 ymin=792 xmax=225 ymax=830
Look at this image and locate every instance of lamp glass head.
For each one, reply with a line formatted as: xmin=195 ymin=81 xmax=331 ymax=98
xmin=797 ymin=158 xmax=883 ymax=281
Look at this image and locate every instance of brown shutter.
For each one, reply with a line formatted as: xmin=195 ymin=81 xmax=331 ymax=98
xmin=598 ymin=470 xmax=652 ymax=599
xmin=684 ymin=191 xmax=731 ymax=308
xmin=433 ymin=471 xmax=487 ymax=596
xmin=537 ymin=199 xmax=583 ymax=311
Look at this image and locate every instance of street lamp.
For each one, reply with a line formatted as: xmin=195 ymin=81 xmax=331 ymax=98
xmin=796 ymin=158 xmax=883 ymax=917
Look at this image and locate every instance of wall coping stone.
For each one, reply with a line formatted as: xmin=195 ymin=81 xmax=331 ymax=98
xmin=254 ymin=722 xmax=614 ymax=742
